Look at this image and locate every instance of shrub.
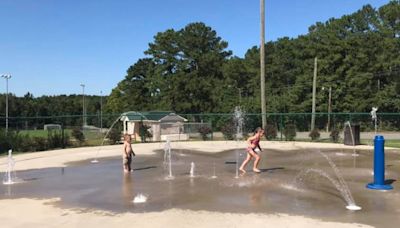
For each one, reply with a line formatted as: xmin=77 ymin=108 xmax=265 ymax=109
xmin=309 ymin=128 xmax=320 ymax=141
xmin=221 ymin=122 xmax=235 ymax=140
xmin=32 ymin=137 xmax=47 ymax=151
xmin=198 ymin=126 xmax=212 ymax=140
xmin=283 ymin=123 xmax=296 ymax=141
xmin=19 ymin=134 xmax=34 ymax=152
xmin=72 ymin=128 xmax=85 ymax=145
xmin=63 ymin=134 xmax=71 ymax=147
xmin=47 ymin=130 xmax=63 ymax=149
xmin=47 ymin=130 xmax=70 ymax=149
xmin=0 ymin=130 xmax=25 ymax=153
xmin=330 ymin=128 xmax=340 ymax=143
xmin=0 ymin=130 xmax=13 ymax=153
xmin=108 ymin=128 xmax=122 ymax=145
xmin=265 ymin=124 xmax=277 ymax=140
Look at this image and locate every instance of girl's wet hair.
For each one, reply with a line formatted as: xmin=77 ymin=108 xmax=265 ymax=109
xmin=254 ymin=127 xmax=264 ymax=135
xmin=124 ymin=134 xmax=131 ymax=141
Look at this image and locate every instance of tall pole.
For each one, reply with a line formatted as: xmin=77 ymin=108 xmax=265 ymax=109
xmin=100 ymin=90 xmax=103 ymax=133
xmin=1 ymin=74 xmax=11 ymax=135
xmin=311 ymin=57 xmax=317 ymax=131
xmin=260 ymin=0 xmax=266 ymax=129
xmin=327 ymin=86 xmax=332 ymax=132
xmin=238 ymin=88 xmax=242 ymax=105
xmin=80 ymin=84 xmax=86 ymax=127
xmin=5 ymin=76 xmax=9 ymax=134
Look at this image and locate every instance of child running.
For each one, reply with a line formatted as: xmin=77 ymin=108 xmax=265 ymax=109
xmin=239 ymin=127 xmax=265 ymax=174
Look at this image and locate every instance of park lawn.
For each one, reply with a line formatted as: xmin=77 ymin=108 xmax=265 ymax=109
xmin=19 ymin=129 xmax=103 ymax=147
xmin=19 ymin=129 xmax=72 ymax=138
xmin=385 ymin=140 xmax=400 ymax=148
xmin=19 ymin=129 xmax=102 ymax=139
xmin=361 ymin=139 xmax=400 ymax=148
xmin=19 ymin=129 xmax=112 ymax=148
xmin=83 ymin=130 xmax=104 ymax=140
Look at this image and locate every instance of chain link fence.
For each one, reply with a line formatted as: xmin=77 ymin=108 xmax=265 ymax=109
xmin=1 ymin=112 xmax=399 ymax=153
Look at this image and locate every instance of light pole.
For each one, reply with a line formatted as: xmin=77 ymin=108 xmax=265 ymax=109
xmin=322 ymin=86 xmax=332 ymax=132
xmin=80 ymin=84 xmax=86 ymax=127
xmin=260 ymin=0 xmax=266 ymax=129
xmin=1 ymin=74 xmax=12 ymax=135
xmin=100 ymin=90 xmax=103 ymax=133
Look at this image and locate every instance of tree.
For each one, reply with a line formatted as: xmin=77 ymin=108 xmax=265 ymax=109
xmin=147 ymin=22 xmax=232 ymax=113
xmin=106 ymin=58 xmax=155 ymax=113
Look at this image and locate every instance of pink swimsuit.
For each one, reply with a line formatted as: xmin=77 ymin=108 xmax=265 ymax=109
xmin=246 ymin=135 xmax=260 ymax=152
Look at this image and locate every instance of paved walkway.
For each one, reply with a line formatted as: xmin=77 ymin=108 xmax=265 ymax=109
xmin=0 ymin=141 xmax=379 ymax=228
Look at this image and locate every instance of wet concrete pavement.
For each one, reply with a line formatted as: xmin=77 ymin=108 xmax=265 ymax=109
xmin=1 ymin=147 xmax=400 ymax=227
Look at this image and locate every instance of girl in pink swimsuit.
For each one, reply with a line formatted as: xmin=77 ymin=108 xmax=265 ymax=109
xmin=239 ymin=127 xmax=265 ymax=174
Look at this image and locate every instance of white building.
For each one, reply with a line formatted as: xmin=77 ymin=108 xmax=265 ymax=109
xmin=120 ymin=111 xmax=189 ymax=142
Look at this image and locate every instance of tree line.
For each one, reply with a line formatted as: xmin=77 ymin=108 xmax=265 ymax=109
xmin=105 ymin=1 xmax=400 ymax=116
xmin=0 ymin=93 xmax=107 ymax=128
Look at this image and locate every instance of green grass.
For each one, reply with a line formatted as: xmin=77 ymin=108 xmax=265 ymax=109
xmin=19 ymin=129 xmax=47 ymax=137
xmin=360 ymin=139 xmax=400 ymax=148
xmin=19 ymin=129 xmax=102 ymax=139
xmin=19 ymin=129 xmax=72 ymax=137
xmin=83 ymin=130 xmax=104 ymax=140
xmin=384 ymin=140 xmax=400 ymax=148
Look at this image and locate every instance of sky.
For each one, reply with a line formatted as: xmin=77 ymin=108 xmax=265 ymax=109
xmin=0 ymin=0 xmax=391 ymax=97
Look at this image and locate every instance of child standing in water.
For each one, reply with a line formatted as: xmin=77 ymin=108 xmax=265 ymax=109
xmin=123 ymin=134 xmax=135 ymax=173
xmin=239 ymin=127 xmax=265 ymax=174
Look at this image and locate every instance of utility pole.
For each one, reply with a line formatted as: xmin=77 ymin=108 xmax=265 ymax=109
xmin=311 ymin=57 xmax=317 ymax=131
xmin=1 ymin=74 xmax=11 ymax=135
xmin=100 ymin=90 xmax=103 ymax=133
xmin=238 ymin=88 xmax=242 ymax=105
xmin=80 ymin=84 xmax=86 ymax=127
xmin=260 ymin=0 xmax=266 ymax=129
xmin=327 ymin=86 xmax=332 ymax=132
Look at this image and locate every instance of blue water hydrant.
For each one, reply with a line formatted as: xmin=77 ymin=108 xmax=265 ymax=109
xmin=366 ymin=135 xmax=393 ymax=190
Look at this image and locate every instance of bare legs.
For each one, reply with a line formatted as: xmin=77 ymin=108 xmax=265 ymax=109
xmin=123 ymin=156 xmax=132 ymax=173
xmin=239 ymin=150 xmax=261 ymax=173
xmin=239 ymin=153 xmax=251 ymax=173
xmin=253 ymin=154 xmax=261 ymax=172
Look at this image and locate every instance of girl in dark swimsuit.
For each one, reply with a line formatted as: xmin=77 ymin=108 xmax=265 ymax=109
xmin=239 ymin=127 xmax=265 ymax=174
